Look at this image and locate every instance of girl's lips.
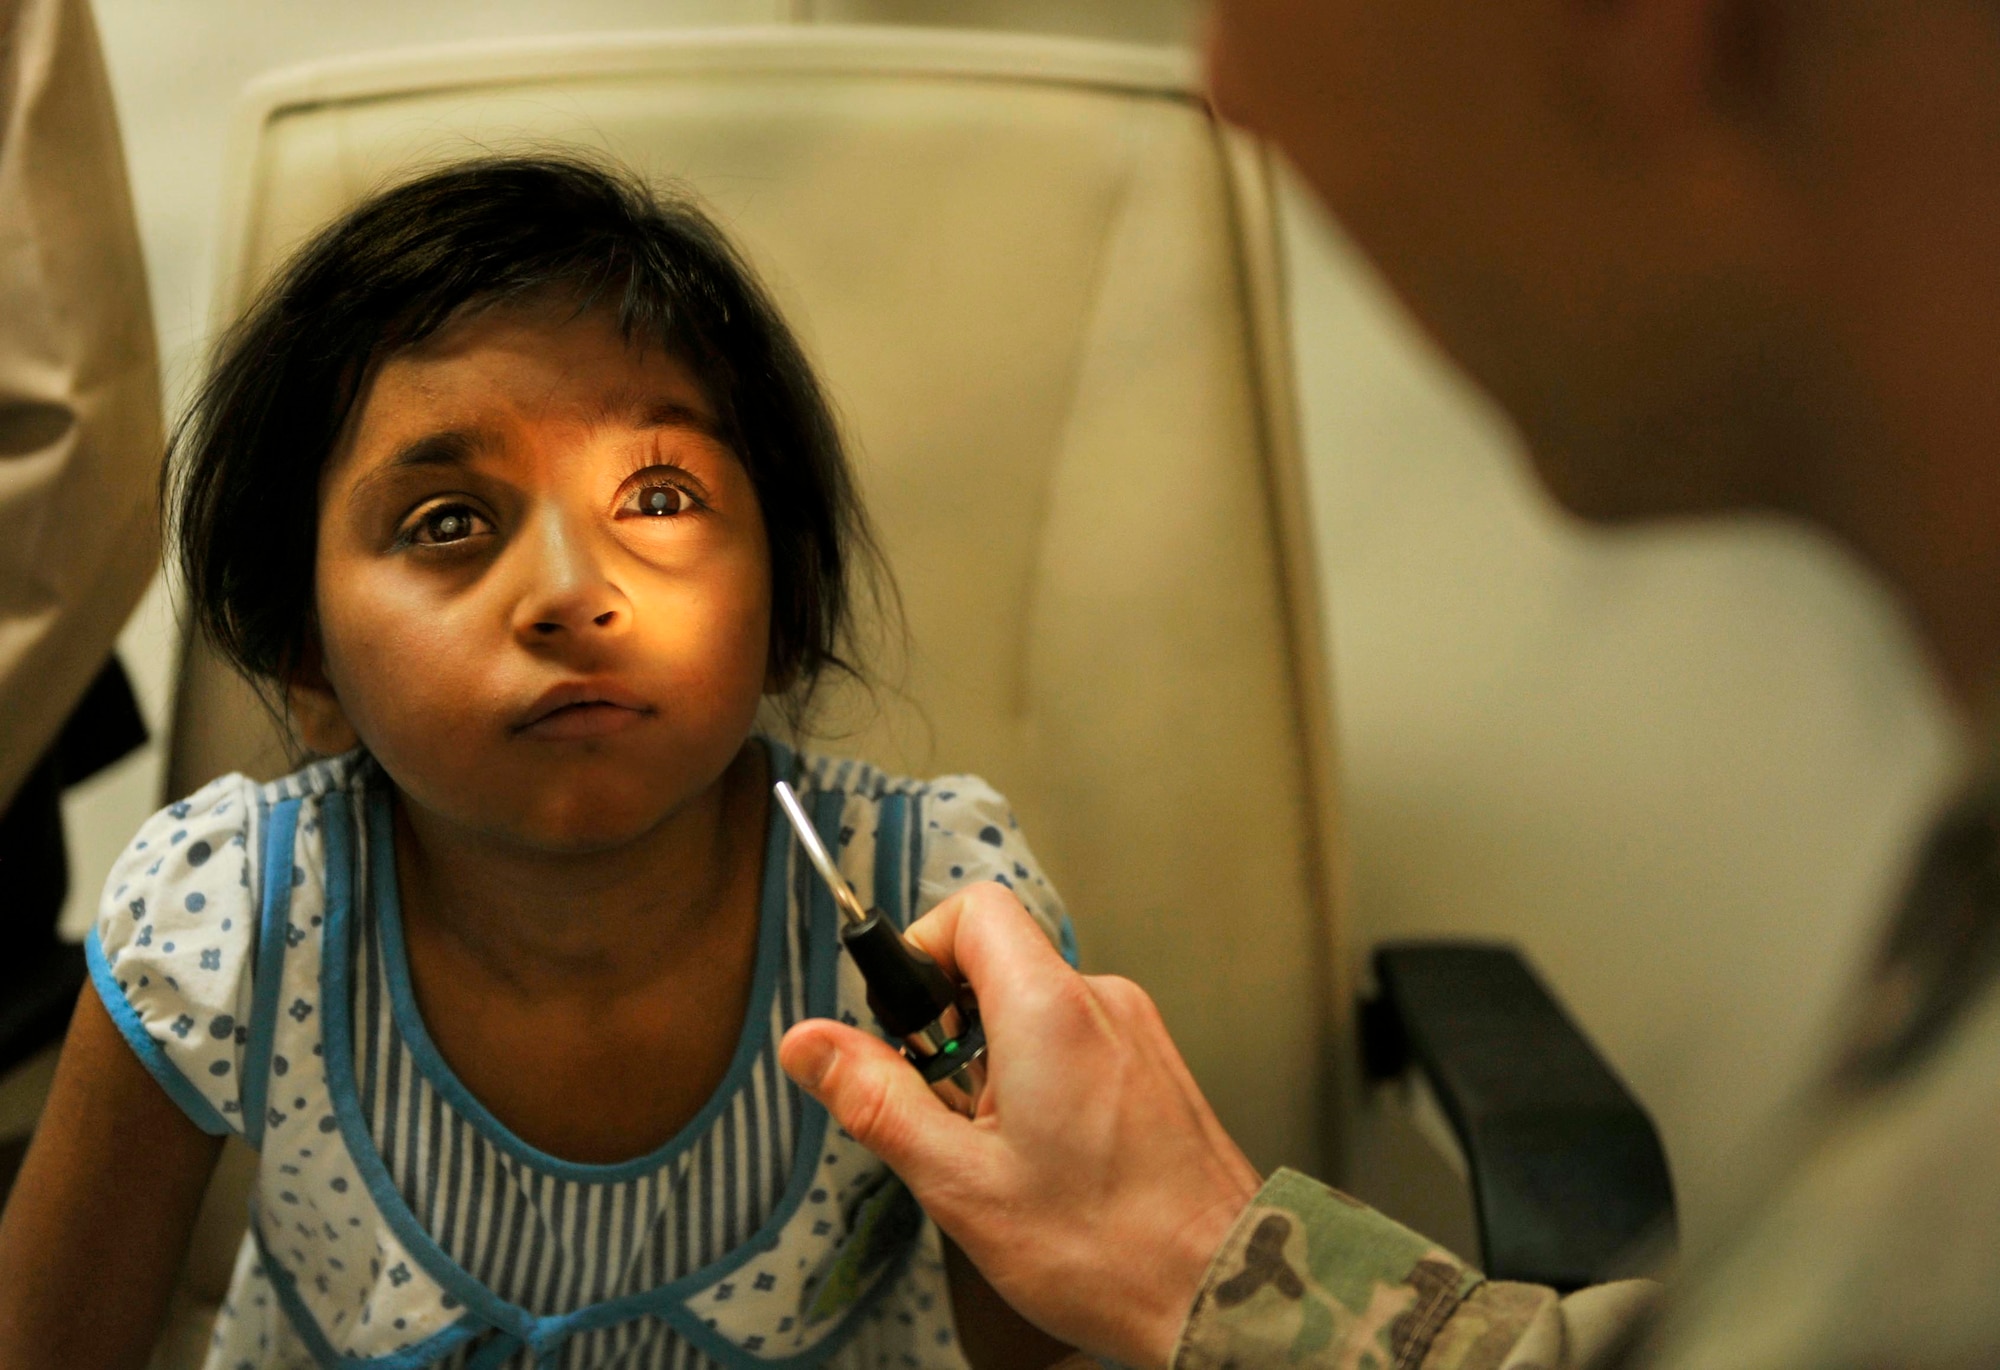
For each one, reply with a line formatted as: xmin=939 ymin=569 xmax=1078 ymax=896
xmin=513 ymin=680 xmax=657 ymax=738
xmin=514 ymin=699 xmax=653 ymax=740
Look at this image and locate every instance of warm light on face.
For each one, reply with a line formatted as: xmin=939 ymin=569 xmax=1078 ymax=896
xmin=306 ymin=298 xmax=774 ymax=854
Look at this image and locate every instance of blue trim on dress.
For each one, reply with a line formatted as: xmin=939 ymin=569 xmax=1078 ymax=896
xmin=506 ymin=761 xmax=901 ymax=1370
xmin=242 ymin=793 xmax=299 ymax=1150
xmin=366 ymin=764 xmax=792 ymax=1183
xmin=320 ymin=787 xmax=536 ymax=1345
xmin=253 ymin=1223 xmax=483 ymax=1370
xmin=642 ymin=771 xmax=900 ymax=1370
xmin=875 ymin=791 xmax=908 ymax=926
xmin=84 ymin=929 xmax=233 ymax=1137
xmin=311 ymin=739 xmax=905 ymax=1367
xmin=464 ymin=1333 xmax=526 ymax=1370
xmin=906 ymin=786 xmax=927 ymax=928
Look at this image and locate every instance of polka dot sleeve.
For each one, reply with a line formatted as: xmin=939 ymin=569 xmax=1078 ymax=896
xmin=916 ymin=777 xmax=1078 ymax=967
xmin=86 ymin=772 xmax=260 ymax=1137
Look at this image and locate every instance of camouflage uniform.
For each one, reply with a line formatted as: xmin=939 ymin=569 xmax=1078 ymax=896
xmin=1175 ymin=775 xmax=2000 ymax=1369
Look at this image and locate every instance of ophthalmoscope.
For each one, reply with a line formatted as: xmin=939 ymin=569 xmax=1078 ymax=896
xmin=773 ymin=780 xmax=987 ymax=1115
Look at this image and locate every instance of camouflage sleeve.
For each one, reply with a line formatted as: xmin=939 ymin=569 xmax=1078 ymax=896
xmin=1173 ymin=1169 xmax=1659 ymax=1370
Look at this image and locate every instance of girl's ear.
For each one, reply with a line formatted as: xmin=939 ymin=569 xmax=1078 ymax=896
xmin=285 ymin=637 xmax=360 ymax=757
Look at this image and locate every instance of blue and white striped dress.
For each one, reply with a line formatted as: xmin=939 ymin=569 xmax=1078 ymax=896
xmin=355 ymin=890 xmax=804 ymax=1368
xmin=90 ymin=743 xmax=1073 ymax=1369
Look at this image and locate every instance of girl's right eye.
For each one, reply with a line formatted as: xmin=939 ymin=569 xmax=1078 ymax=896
xmin=401 ymin=503 xmax=492 ymax=548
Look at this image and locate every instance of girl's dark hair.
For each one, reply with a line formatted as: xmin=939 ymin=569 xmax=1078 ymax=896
xmin=169 ymin=153 xmax=885 ymax=728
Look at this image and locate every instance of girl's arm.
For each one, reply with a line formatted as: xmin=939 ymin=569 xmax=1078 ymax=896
xmin=908 ymin=783 xmax=1081 ymax=1367
xmin=0 ymin=987 xmax=223 ymax=1369
xmin=947 ymin=1234 xmax=1076 ymax=1370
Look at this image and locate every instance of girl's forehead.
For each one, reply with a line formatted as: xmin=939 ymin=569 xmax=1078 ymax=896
xmin=334 ymin=300 xmax=718 ymax=472
xmin=381 ymin=302 xmax=708 ymax=418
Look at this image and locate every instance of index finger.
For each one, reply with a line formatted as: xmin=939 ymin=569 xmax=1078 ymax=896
xmin=902 ymin=881 xmax=1070 ymax=997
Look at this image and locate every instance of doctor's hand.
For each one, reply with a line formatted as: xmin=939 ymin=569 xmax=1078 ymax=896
xmin=778 ymin=884 xmax=1263 ymax=1370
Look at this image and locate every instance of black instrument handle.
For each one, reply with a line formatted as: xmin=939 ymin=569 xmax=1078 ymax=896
xmin=840 ymin=909 xmax=959 ymax=1038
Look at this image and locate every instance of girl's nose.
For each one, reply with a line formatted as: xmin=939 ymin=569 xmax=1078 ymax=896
xmin=511 ymin=509 xmax=630 ymax=643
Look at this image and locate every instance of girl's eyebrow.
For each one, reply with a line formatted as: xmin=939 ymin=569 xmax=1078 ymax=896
xmin=349 ymin=429 xmax=488 ymax=500
xmin=388 ymin=429 xmax=486 ymax=470
xmin=350 ymin=400 xmax=716 ymax=503
xmin=607 ymin=395 xmax=720 ymax=438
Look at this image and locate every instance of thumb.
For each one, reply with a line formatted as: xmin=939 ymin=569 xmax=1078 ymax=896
xmin=779 ymin=1019 xmax=973 ymax=1184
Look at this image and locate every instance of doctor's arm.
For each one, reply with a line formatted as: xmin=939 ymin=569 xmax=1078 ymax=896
xmin=0 ymin=987 xmax=222 ymax=1370
xmin=778 ymin=884 xmax=1658 ymax=1370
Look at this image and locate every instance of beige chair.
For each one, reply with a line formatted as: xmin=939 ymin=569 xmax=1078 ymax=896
xmin=158 ymin=26 xmax=1346 ymax=1360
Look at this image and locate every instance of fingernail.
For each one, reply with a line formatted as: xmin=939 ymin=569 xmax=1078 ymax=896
xmin=784 ymin=1036 xmax=836 ymax=1091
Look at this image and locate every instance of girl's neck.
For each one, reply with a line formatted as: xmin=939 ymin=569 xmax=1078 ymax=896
xmin=388 ymin=739 xmax=772 ymax=998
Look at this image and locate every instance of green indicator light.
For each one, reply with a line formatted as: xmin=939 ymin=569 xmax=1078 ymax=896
xmin=943 ymin=1039 xmax=959 ymax=1055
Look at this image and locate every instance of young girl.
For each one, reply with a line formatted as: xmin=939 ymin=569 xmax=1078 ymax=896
xmin=0 ymin=157 xmax=1075 ymax=1370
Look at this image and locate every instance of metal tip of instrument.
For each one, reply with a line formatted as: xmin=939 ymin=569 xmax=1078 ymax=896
xmin=772 ymin=780 xmax=870 ymax=927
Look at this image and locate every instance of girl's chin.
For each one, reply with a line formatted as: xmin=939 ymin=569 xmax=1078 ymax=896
xmin=388 ymin=743 xmax=748 ymax=855
xmin=504 ymin=782 xmax=719 ymax=856
xmin=488 ymin=815 xmax=669 ymax=857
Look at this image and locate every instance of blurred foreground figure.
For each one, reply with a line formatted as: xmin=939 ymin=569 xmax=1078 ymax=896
xmin=782 ymin=2 xmax=2000 ymax=1367
xmin=0 ymin=0 xmax=159 ymax=1138
xmin=0 ymin=0 xmax=158 ymax=807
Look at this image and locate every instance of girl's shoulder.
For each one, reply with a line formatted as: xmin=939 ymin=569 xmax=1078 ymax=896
xmin=87 ymin=753 xmax=368 ymax=1138
xmin=94 ymin=751 xmax=370 ymax=940
xmin=787 ymin=746 xmax=1075 ymax=965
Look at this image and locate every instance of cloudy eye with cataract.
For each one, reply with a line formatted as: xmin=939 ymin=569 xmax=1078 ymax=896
xmin=630 ymin=483 xmax=694 ymax=517
xmin=412 ymin=505 xmax=483 ymax=545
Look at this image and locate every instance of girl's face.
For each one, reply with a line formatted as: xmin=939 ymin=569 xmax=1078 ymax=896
xmin=297 ymin=296 xmax=773 ymax=853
